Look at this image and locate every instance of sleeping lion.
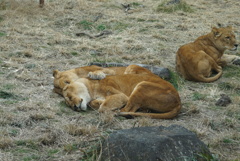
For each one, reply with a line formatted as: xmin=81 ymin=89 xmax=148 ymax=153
xmin=62 ymin=65 xmax=181 ymax=119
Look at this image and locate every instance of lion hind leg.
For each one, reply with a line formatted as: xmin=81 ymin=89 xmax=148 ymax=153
xmin=196 ymin=66 xmax=222 ymax=82
xmin=194 ymin=52 xmax=222 ymax=82
xmin=121 ymin=81 xmax=181 ymax=114
xmin=120 ymin=102 xmax=140 ymax=113
xmin=98 ymin=93 xmax=128 ymax=112
xmin=124 ymin=64 xmax=152 ymax=75
xmin=120 ymin=81 xmax=148 ymax=113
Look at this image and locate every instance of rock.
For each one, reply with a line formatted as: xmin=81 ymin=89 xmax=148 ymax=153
xmin=88 ymin=62 xmax=171 ymax=80
xmin=167 ymin=0 xmax=181 ymax=5
xmin=89 ymin=62 xmax=127 ymax=67
xmin=136 ymin=64 xmax=171 ymax=81
xmin=215 ymin=94 xmax=232 ymax=107
xmin=232 ymin=59 xmax=240 ymax=65
xmin=101 ymin=125 xmax=212 ymax=161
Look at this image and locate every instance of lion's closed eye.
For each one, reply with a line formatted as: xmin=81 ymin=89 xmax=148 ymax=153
xmin=225 ymin=36 xmax=231 ymax=40
xmin=64 ymin=80 xmax=70 ymax=84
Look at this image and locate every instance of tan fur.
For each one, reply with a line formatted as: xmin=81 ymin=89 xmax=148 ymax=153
xmin=176 ymin=26 xmax=239 ymax=82
xmin=63 ymin=66 xmax=181 ymax=119
xmin=53 ymin=65 xmax=127 ymax=95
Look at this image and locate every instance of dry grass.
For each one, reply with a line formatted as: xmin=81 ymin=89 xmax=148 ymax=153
xmin=0 ymin=0 xmax=240 ymax=160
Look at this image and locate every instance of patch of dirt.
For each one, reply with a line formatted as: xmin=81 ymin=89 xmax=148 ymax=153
xmin=0 ymin=0 xmax=239 ymax=160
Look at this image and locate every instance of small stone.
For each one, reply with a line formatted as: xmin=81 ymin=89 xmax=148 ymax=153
xmin=215 ymin=94 xmax=232 ymax=107
xmin=233 ymin=59 xmax=240 ymax=65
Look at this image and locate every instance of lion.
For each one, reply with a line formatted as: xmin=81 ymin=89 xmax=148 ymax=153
xmin=53 ymin=65 xmax=127 ymax=96
xmin=62 ymin=65 xmax=181 ymax=119
xmin=53 ymin=64 xmax=156 ymax=96
xmin=176 ymin=26 xmax=239 ymax=82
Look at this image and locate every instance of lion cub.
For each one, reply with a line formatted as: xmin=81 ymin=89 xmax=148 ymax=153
xmin=176 ymin=26 xmax=239 ymax=82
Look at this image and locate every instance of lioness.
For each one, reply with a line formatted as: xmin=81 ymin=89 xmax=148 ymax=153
xmin=62 ymin=66 xmax=181 ymax=119
xmin=53 ymin=65 xmax=127 ymax=95
xmin=176 ymin=26 xmax=239 ymax=82
xmin=53 ymin=64 xmax=156 ymax=96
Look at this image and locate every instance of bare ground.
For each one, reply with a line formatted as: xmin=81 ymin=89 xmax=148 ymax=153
xmin=0 ymin=0 xmax=239 ymax=160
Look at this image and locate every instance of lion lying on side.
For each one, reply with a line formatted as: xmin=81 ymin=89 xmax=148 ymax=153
xmin=176 ymin=26 xmax=239 ymax=82
xmin=62 ymin=65 xmax=181 ymax=119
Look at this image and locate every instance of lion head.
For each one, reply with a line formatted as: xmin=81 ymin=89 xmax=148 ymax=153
xmin=62 ymin=80 xmax=91 ymax=111
xmin=53 ymin=70 xmax=79 ymax=95
xmin=212 ymin=26 xmax=238 ymax=51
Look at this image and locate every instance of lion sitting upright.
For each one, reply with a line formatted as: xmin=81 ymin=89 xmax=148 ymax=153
xmin=176 ymin=26 xmax=239 ymax=82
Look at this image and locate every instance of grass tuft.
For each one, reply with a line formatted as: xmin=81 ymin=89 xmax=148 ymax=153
xmin=222 ymin=65 xmax=240 ymax=78
xmin=81 ymin=141 xmax=101 ymax=161
xmin=192 ymin=92 xmax=207 ymax=101
xmin=0 ymin=91 xmax=16 ymax=99
xmin=38 ymin=132 xmax=57 ymax=145
xmin=0 ymin=32 xmax=6 ymax=37
xmin=0 ymin=137 xmax=13 ymax=149
xmin=30 ymin=113 xmax=54 ymax=121
xmin=65 ymin=124 xmax=98 ymax=136
xmin=0 ymin=90 xmax=27 ymax=105
xmin=77 ymin=20 xmax=93 ymax=30
xmin=15 ymin=140 xmax=39 ymax=150
xmin=64 ymin=143 xmax=79 ymax=153
xmin=156 ymin=0 xmax=194 ymax=13
xmin=169 ymin=70 xmax=182 ymax=90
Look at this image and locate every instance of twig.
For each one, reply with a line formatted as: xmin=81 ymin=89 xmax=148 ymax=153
xmin=121 ymin=3 xmax=131 ymax=12
xmin=39 ymin=0 xmax=44 ymax=7
xmin=76 ymin=30 xmax=112 ymax=39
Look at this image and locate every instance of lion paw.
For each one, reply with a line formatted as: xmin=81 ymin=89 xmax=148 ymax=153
xmin=88 ymin=99 xmax=103 ymax=109
xmin=88 ymin=71 xmax=106 ymax=80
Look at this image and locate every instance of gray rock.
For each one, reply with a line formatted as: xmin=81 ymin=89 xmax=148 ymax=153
xmin=101 ymin=125 xmax=212 ymax=161
xmin=88 ymin=62 xmax=171 ymax=80
xmin=167 ymin=0 xmax=181 ymax=5
xmin=233 ymin=59 xmax=240 ymax=65
xmin=215 ymin=94 xmax=232 ymax=107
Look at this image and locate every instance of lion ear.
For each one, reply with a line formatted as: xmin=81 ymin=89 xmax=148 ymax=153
xmin=212 ymin=27 xmax=222 ymax=38
xmin=53 ymin=70 xmax=60 ymax=78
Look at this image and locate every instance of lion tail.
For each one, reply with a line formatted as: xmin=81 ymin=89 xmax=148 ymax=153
xmin=118 ymin=104 xmax=181 ymax=119
xmin=197 ymin=67 xmax=223 ymax=83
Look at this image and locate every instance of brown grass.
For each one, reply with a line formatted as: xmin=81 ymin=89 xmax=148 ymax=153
xmin=0 ymin=0 xmax=240 ymax=160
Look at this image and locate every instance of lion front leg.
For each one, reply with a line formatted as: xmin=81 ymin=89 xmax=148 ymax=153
xmin=88 ymin=68 xmax=116 ymax=80
xmin=98 ymin=93 xmax=128 ymax=112
xmin=88 ymin=71 xmax=106 ymax=80
xmin=220 ymin=54 xmax=240 ymax=66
